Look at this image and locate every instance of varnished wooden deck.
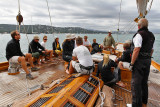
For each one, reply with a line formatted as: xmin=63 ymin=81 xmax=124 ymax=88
xmin=0 ymin=56 xmax=160 ymax=107
xmin=112 ymin=78 xmax=160 ymax=107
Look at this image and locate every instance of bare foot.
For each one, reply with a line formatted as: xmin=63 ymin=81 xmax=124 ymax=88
xmin=41 ymin=61 xmax=47 ymax=64
xmin=116 ymin=81 xmax=126 ymax=87
xmin=48 ymin=59 xmax=54 ymax=62
xmin=65 ymin=69 xmax=70 ymax=74
xmin=38 ymin=62 xmax=41 ymax=65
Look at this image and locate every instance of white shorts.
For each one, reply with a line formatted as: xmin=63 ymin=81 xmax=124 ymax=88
xmin=72 ymin=61 xmax=93 ymax=74
xmin=9 ymin=56 xmax=19 ymax=63
xmin=122 ymin=62 xmax=130 ymax=69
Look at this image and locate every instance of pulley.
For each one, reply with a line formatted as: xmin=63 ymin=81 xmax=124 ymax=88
xmin=16 ymin=13 xmax=23 ymax=25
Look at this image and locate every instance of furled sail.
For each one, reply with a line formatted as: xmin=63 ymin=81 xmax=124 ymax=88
xmin=134 ymin=0 xmax=153 ymax=22
xmin=136 ymin=0 xmax=148 ymax=18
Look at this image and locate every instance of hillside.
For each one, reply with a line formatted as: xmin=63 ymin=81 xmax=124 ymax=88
xmin=0 ymin=24 xmax=107 ymax=34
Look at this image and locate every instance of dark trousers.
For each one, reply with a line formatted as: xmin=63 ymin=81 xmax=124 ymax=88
xmin=62 ymin=55 xmax=72 ymax=62
xmin=132 ymin=58 xmax=151 ymax=107
xmin=62 ymin=55 xmax=72 ymax=69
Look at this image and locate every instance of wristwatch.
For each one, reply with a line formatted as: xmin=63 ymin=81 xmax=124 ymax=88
xmin=130 ymin=63 xmax=134 ymax=66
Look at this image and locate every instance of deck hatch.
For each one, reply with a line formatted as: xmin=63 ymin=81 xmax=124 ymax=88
xmin=48 ymin=86 xmax=64 ymax=94
xmin=61 ymin=79 xmax=73 ymax=85
xmin=88 ymin=77 xmax=98 ymax=86
xmin=29 ymin=97 xmax=51 ymax=107
xmin=73 ymin=89 xmax=90 ymax=104
xmin=81 ymin=82 xmax=95 ymax=94
xmin=68 ymin=76 xmax=75 ymax=79
xmin=64 ymin=101 xmax=75 ymax=107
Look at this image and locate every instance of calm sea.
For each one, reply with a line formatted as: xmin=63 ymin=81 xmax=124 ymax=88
xmin=0 ymin=33 xmax=160 ymax=63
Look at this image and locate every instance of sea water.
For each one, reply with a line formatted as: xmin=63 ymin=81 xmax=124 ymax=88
xmin=0 ymin=33 xmax=159 ymax=63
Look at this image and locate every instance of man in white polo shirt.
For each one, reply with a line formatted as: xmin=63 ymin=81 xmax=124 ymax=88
xmin=66 ymin=36 xmax=94 ymax=75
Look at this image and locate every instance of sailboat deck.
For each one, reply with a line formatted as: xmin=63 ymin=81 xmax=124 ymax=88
xmin=0 ymin=57 xmax=160 ymax=107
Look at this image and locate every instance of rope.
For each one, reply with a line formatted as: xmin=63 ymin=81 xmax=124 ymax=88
xmin=147 ymin=0 xmax=154 ymax=14
xmin=25 ymin=76 xmax=31 ymax=96
xmin=97 ymin=77 xmax=105 ymax=107
xmin=18 ymin=0 xmax=21 ymax=14
xmin=22 ymin=22 xmax=33 ymax=53
xmin=46 ymin=0 xmax=54 ymax=34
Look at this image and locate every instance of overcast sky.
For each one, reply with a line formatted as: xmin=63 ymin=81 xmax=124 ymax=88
xmin=0 ymin=0 xmax=159 ymax=33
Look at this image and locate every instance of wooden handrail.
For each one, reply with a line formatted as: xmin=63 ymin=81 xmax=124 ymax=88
xmin=0 ymin=61 xmax=9 ymax=71
xmin=151 ymin=60 xmax=160 ymax=72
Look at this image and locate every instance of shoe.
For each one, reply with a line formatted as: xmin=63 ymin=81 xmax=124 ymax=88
xmin=74 ymin=73 xmax=82 ymax=77
xmin=31 ymin=67 xmax=40 ymax=71
xmin=26 ymin=73 xmax=34 ymax=80
xmin=126 ymin=104 xmax=132 ymax=107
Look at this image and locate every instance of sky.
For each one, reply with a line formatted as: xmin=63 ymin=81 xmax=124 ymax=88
xmin=0 ymin=0 xmax=159 ymax=33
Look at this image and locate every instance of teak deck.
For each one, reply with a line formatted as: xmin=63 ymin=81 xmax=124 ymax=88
xmin=0 ymin=57 xmax=160 ymax=106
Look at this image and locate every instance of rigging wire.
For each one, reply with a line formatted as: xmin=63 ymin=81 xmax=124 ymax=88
xmin=22 ymin=22 xmax=33 ymax=53
xmin=17 ymin=0 xmax=21 ymax=32
xmin=117 ymin=0 xmax=123 ymax=32
xmin=116 ymin=0 xmax=123 ymax=43
xmin=46 ymin=0 xmax=54 ymax=35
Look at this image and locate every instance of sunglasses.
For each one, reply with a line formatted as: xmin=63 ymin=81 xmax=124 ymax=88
xmin=35 ymin=39 xmax=39 ymax=40
xmin=16 ymin=34 xmax=20 ymax=35
xmin=44 ymin=39 xmax=47 ymax=40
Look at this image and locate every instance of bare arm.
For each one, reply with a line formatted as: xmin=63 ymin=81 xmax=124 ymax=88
xmin=72 ymin=56 xmax=77 ymax=61
xmin=131 ymin=47 xmax=140 ymax=65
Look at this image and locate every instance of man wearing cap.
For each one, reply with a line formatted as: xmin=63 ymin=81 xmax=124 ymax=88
xmin=6 ymin=30 xmax=39 ymax=80
xmin=28 ymin=35 xmax=45 ymax=65
xmin=102 ymin=31 xmax=116 ymax=50
xmin=62 ymin=34 xmax=74 ymax=62
xmin=52 ymin=36 xmax=62 ymax=56
xmin=71 ymin=34 xmax=77 ymax=48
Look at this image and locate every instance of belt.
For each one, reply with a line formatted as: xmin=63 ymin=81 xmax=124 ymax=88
xmin=139 ymin=52 xmax=151 ymax=59
xmin=79 ymin=64 xmax=94 ymax=70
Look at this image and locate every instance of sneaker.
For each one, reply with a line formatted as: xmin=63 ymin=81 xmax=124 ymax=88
xmin=26 ymin=73 xmax=34 ymax=80
xmin=126 ymin=104 xmax=132 ymax=107
xmin=31 ymin=67 xmax=40 ymax=71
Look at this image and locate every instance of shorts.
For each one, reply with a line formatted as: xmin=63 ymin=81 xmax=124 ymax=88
xmin=72 ymin=61 xmax=93 ymax=74
xmin=32 ymin=52 xmax=40 ymax=58
xmin=55 ymin=50 xmax=62 ymax=54
xmin=9 ymin=56 xmax=19 ymax=63
xmin=122 ymin=62 xmax=130 ymax=69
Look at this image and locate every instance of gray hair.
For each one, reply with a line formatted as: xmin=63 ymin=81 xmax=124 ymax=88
xmin=138 ymin=18 xmax=148 ymax=28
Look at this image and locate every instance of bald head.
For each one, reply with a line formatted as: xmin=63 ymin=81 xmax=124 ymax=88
xmin=138 ymin=18 xmax=148 ymax=29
